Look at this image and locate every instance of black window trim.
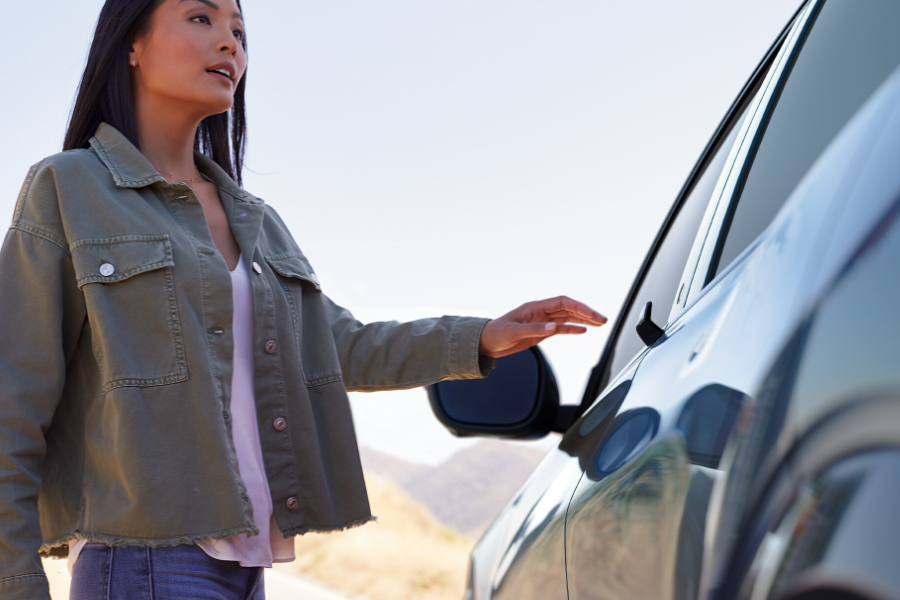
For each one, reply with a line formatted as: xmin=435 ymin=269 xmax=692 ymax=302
xmin=576 ymin=1 xmax=809 ymax=417
xmin=680 ymin=0 xmax=822 ymax=313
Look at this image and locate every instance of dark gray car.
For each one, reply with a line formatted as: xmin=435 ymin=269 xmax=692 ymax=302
xmin=428 ymin=2 xmax=900 ymax=599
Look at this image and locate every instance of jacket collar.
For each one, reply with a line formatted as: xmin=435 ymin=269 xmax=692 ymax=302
xmin=88 ymin=121 xmax=263 ymax=205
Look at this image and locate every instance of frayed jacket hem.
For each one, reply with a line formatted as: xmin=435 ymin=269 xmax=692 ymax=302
xmin=282 ymin=514 xmax=378 ymax=538
xmin=38 ymin=524 xmax=261 ymax=558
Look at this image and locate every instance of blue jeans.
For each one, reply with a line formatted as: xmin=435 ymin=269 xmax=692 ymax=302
xmin=70 ymin=542 xmax=265 ymax=600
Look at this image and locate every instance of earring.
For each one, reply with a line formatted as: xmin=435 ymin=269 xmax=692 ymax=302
xmin=130 ymin=59 xmax=137 ymax=67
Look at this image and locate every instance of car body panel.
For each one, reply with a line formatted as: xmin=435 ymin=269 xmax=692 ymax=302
xmin=467 ymin=2 xmax=900 ymax=599
xmin=467 ymin=5 xmax=803 ymax=598
xmin=701 ymin=51 xmax=900 ymax=600
xmin=780 ymin=450 xmax=900 ymax=600
xmin=563 ymin=4 xmax=876 ymax=594
xmin=469 ymin=361 xmax=642 ymax=600
xmin=470 ymin=445 xmax=577 ymax=600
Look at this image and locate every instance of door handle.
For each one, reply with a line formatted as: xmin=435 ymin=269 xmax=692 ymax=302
xmin=636 ymin=301 xmax=664 ymax=346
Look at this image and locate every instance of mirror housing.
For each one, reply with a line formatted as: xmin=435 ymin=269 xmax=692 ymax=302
xmin=426 ymin=346 xmax=569 ymax=439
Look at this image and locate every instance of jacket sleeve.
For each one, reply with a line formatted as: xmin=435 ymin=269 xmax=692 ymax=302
xmin=320 ymin=293 xmax=497 ymax=392
xmin=0 ymin=161 xmax=86 ymax=600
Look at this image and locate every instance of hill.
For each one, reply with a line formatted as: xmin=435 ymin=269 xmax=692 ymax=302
xmin=360 ymin=439 xmax=548 ymax=538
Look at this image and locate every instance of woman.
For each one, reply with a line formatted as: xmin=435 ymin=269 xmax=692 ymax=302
xmin=0 ymin=0 xmax=606 ymax=598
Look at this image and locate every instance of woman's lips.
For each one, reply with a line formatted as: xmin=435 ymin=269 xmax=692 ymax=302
xmin=207 ymin=71 xmax=233 ymax=85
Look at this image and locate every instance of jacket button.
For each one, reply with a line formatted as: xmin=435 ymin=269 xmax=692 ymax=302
xmin=252 ymin=262 xmax=262 ymax=274
xmin=273 ymin=417 xmax=287 ymax=431
xmin=99 ymin=263 xmax=115 ymax=276
xmin=265 ymin=340 xmax=277 ymax=354
xmin=285 ymin=496 xmax=299 ymax=510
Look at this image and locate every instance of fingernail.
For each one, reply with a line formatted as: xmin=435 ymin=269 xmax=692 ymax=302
xmin=545 ymin=323 xmax=557 ymax=331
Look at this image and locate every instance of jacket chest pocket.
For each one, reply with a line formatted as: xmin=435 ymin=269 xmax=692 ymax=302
xmin=265 ymin=253 xmax=343 ymax=388
xmin=72 ymin=235 xmax=188 ymax=393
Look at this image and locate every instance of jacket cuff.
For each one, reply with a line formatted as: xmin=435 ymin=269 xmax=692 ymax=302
xmin=450 ymin=317 xmax=497 ymax=379
xmin=0 ymin=573 xmax=51 ymax=600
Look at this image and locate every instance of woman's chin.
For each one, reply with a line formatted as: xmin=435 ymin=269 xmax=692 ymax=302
xmin=198 ymin=98 xmax=235 ymax=118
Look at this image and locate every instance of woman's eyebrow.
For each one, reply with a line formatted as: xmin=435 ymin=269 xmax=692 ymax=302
xmin=179 ymin=0 xmax=243 ymax=21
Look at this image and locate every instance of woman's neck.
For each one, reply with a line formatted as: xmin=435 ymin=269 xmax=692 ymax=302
xmin=133 ymin=93 xmax=205 ymax=179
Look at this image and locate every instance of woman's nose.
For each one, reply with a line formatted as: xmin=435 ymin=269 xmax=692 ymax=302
xmin=219 ymin=39 xmax=237 ymax=54
xmin=216 ymin=31 xmax=239 ymax=55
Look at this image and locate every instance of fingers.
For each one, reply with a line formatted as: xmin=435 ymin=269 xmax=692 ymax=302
xmin=485 ymin=297 xmax=605 ymax=358
xmin=492 ymin=323 xmax=587 ymax=357
xmin=555 ymin=324 xmax=588 ymax=334
xmin=539 ymin=296 xmax=607 ymax=325
xmin=548 ymin=315 xmax=598 ymax=326
xmin=509 ymin=321 xmax=587 ymax=342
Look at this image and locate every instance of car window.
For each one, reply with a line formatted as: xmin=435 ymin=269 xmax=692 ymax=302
xmin=711 ymin=0 xmax=900 ymax=279
xmin=606 ymin=97 xmax=756 ymax=379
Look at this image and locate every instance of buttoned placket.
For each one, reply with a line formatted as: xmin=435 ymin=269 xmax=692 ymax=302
xmin=165 ymin=175 xmax=305 ymax=533
xmin=161 ymin=181 xmax=257 ymax=523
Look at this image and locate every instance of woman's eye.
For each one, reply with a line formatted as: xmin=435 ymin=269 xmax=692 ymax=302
xmin=190 ymin=13 xmax=243 ymax=42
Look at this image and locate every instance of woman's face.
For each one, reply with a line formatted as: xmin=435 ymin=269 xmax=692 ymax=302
xmin=130 ymin=0 xmax=247 ymax=119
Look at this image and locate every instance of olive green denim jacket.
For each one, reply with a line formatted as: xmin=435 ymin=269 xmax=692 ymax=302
xmin=0 ymin=121 xmax=495 ymax=599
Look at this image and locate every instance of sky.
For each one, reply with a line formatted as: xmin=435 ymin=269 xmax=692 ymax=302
xmin=2 ymin=0 xmax=800 ymax=466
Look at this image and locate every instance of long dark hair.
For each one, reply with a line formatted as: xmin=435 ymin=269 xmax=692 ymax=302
xmin=63 ymin=0 xmax=248 ymax=187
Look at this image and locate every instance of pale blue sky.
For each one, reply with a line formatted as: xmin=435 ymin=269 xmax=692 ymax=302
xmin=3 ymin=1 xmax=799 ymax=465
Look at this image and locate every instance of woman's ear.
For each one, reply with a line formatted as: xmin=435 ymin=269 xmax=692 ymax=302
xmin=129 ymin=43 xmax=140 ymax=67
xmin=129 ymin=32 xmax=147 ymax=68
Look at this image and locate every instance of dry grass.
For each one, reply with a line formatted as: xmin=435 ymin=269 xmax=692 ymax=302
xmin=286 ymin=470 xmax=478 ymax=600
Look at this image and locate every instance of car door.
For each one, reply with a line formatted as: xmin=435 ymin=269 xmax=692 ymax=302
xmin=539 ymin=8 xmax=797 ymax=600
xmin=564 ymin=1 xmax=900 ymax=599
xmin=467 ymin=35 xmax=770 ymax=597
xmin=697 ymin=1 xmax=900 ymax=597
xmin=559 ymin=54 xmax=774 ymax=596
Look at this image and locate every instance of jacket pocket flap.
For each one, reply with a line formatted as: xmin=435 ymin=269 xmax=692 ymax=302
xmin=71 ymin=235 xmax=174 ymax=289
xmin=265 ymin=253 xmax=322 ymax=290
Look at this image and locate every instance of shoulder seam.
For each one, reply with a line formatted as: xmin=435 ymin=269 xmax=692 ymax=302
xmin=12 ymin=161 xmax=43 ymax=224
xmin=9 ymin=222 xmax=71 ymax=255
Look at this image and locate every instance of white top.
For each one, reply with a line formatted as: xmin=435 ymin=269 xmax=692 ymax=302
xmin=67 ymin=254 xmax=295 ymax=574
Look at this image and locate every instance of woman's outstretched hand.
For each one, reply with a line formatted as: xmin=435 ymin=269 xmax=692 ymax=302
xmin=479 ymin=296 xmax=608 ymax=359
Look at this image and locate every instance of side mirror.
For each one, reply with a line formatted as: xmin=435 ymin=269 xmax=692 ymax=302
xmin=426 ymin=346 xmax=568 ymax=439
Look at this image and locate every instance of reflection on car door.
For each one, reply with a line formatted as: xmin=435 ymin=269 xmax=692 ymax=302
xmin=474 ymin=76 xmax=756 ymax=598
xmin=560 ymin=45 xmax=769 ymax=600
xmin=562 ymin=81 xmax=763 ymax=599
xmin=563 ymin=6 xmax=818 ymax=600
xmin=565 ymin=1 xmax=900 ymax=599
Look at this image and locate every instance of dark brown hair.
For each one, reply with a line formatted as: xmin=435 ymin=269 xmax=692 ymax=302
xmin=63 ymin=0 xmax=248 ymax=186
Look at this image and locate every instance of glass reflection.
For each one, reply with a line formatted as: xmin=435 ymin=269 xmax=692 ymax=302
xmin=593 ymin=408 xmax=660 ymax=477
xmin=565 ymin=384 xmax=750 ymax=600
